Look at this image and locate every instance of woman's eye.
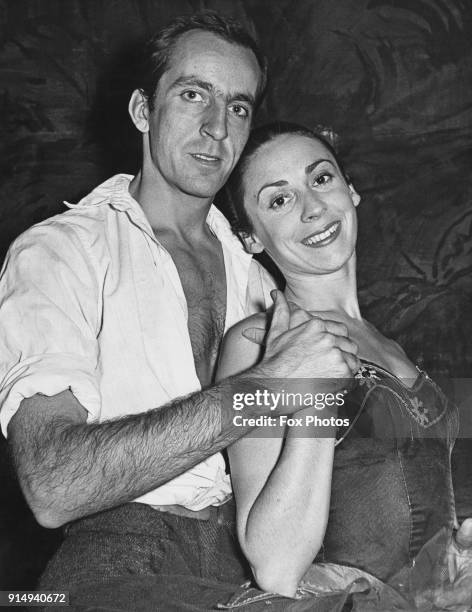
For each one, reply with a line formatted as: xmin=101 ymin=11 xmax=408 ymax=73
xmin=269 ymin=194 xmax=291 ymax=209
xmin=313 ymin=172 xmax=333 ymax=186
xmin=182 ymin=90 xmax=204 ymax=102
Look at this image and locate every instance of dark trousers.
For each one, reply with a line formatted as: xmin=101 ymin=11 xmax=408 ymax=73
xmin=37 ymin=500 xmax=251 ymax=611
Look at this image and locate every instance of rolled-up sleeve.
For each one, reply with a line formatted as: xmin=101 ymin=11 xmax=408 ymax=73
xmin=0 ymin=221 xmax=102 ymax=437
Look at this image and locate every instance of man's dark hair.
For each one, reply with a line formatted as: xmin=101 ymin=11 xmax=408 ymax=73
xmin=137 ymin=11 xmax=267 ymax=111
xmin=224 ymin=121 xmax=347 ymax=236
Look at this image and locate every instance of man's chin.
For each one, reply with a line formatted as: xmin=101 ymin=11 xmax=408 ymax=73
xmin=178 ymin=178 xmax=228 ymax=201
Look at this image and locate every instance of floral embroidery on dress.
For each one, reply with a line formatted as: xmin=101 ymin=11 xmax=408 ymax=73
xmin=355 ymin=365 xmax=381 ymax=388
xmin=409 ymin=396 xmax=430 ymax=426
xmin=351 ymin=361 xmax=448 ymax=429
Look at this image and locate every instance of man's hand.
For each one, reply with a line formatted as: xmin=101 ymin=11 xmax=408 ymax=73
xmin=246 ymin=291 xmax=359 ymax=400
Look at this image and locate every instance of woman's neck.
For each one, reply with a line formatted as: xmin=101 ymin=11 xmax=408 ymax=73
xmin=283 ymin=257 xmax=362 ymax=320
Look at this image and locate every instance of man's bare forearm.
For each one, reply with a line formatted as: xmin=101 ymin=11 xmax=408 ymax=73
xmin=8 ymin=293 xmax=360 ymax=529
xmin=9 ymin=377 xmax=252 ymax=528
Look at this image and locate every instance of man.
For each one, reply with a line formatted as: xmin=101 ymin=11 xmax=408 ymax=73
xmin=0 ymin=11 xmax=358 ymax=609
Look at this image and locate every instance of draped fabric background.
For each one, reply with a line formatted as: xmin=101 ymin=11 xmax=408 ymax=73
xmin=1 ymin=0 xmax=471 ymax=590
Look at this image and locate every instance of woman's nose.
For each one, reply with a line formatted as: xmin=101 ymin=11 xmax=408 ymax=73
xmin=301 ymin=193 xmax=326 ymax=222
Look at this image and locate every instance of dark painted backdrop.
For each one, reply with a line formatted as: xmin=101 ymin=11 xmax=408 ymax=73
xmin=1 ymin=0 xmax=471 ymax=590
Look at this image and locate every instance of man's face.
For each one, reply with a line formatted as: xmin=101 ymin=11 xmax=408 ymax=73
xmin=145 ymin=30 xmax=261 ymax=199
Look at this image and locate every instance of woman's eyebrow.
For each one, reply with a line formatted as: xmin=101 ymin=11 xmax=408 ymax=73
xmin=257 ymin=180 xmax=288 ymax=200
xmin=305 ymin=159 xmax=335 ymax=174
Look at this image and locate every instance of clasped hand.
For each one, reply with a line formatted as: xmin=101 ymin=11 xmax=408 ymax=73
xmin=244 ymin=290 xmax=360 ymax=396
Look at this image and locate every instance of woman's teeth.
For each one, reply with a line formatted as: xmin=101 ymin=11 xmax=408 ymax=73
xmin=303 ymin=222 xmax=339 ymax=246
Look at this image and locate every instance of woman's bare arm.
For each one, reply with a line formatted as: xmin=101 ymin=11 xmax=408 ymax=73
xmin=218 ymin=314 xmax=337 ymax=597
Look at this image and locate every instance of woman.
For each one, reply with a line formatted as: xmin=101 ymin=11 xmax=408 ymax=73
xmin=217 ymin=122 xmax=471 ymax=609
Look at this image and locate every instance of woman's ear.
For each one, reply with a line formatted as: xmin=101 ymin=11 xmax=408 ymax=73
xmin=349 ymin=184 xmax=361 ymax=207
xmin=128 ymin=89 xmax=150 ymax=133
xmin=240 ymin=232 xmax=265 ymax=254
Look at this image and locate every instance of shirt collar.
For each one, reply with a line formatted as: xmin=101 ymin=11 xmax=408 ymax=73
xmin=65 ymin=173 xmax=249 ymax=258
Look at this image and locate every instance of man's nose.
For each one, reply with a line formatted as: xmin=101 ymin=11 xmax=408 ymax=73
xmin=301 ymin=192 xmax=326 ymax=222
xmin=200 ymin=101 xmax=228 ymax=141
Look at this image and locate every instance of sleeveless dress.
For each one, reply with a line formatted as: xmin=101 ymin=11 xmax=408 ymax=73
xmin=219 ymin=362 xmax=461 ymax=610
xmin=318 ymin=361 xmax=458 ymax=581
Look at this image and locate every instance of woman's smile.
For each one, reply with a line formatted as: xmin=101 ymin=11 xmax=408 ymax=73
xmin=301 ymin=220 xmax=341 ymax=248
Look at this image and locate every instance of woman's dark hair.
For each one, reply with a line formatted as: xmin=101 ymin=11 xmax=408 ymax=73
xmin=137 ymin=11 xmax=267 ymax=111
xmin=224 ymin=121 xmax=347 ymax=236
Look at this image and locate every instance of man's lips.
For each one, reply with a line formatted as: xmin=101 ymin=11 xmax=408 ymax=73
xmin=190 ymin=153 xmax=222 ymax=164
xmin=301 ymin=221 xmax=341 ymax=247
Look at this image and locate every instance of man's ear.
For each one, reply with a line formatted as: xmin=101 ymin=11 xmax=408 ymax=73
xmin=349 ymin=184 xmax=361 ymax=207
xmin=128 ymin=89 xmax=150 ymax=133
xmin=240 ymin=232 xmax=264 ymax=254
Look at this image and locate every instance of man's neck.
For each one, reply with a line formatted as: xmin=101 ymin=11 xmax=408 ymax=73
xmin=129 ymin=169 xmax=213 ymax=241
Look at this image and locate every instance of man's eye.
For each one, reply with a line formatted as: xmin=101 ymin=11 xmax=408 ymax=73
xmin=269 ymin=194 xmax=290 ymax=209
xmin=182 ymin=90 xmax=204 ymax=102
xmin=229 ymin=104 xmax=249 ymax=118
xmin=313 ymin=172 xmax=333 ymax=186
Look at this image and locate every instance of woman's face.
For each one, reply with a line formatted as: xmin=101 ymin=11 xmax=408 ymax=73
xmin=242 ymin=133 xmax=360 ymax=276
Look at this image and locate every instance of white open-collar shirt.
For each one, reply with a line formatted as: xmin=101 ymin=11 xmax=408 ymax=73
xmin=0 ymin=174 xmax=274 ymax=510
